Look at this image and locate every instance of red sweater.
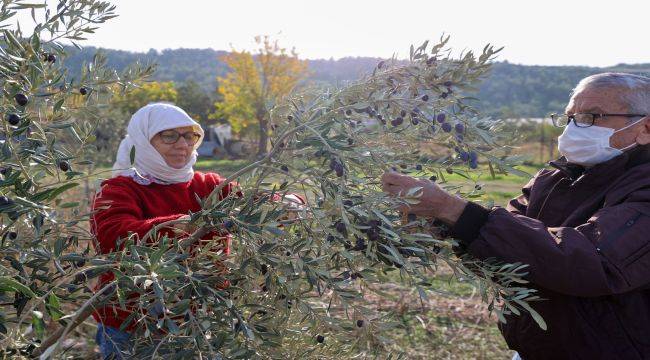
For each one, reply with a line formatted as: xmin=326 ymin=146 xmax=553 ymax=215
xmin=90 ymin=171 xmax=236 ymax=330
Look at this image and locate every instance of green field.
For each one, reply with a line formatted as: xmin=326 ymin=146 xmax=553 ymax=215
xmin=195 ymin=158 xmax=539 ymax=207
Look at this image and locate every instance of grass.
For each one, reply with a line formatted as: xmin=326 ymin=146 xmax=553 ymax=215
xmin=195 ymin=158 xmax=253 ymax=174
xmin=368 ymin=266 xmax=514 ymax=359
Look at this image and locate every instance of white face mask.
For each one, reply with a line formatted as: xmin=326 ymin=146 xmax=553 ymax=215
xmin=557 ymin=119 xmax=642 ymax=166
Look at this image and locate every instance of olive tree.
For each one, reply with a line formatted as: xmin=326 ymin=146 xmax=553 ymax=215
xmin=0 ymin=1 xmax=152 ymax=357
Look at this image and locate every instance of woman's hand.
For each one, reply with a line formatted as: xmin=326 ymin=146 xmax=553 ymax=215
xmin=278 ymin=194 xmax=307 ymax=222
xmin=381 ymin=171 xmax=467 ymax=225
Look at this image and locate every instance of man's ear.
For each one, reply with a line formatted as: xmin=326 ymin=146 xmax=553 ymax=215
xmin=636 ymin=116 xmax=650 ymax=145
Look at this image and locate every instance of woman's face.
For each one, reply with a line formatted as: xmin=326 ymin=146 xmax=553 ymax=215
xmin=150 ymin=126 xmax=201 ymax=169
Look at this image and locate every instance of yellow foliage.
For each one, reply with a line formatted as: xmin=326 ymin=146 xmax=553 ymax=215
xmin=216 ymin=36 xmax=309 ymax=139
xmin=115 ymin=81 xmax=178 ymax=115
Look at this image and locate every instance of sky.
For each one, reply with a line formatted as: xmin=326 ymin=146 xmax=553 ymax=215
xmin=17 ymin=0 xmax=650 ymax=67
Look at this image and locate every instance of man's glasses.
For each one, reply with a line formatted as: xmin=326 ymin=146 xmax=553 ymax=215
xmin=158 ymin=130 xmax=202 ymax=145
xmin=550 ymin=113 xmax=647 ymax=128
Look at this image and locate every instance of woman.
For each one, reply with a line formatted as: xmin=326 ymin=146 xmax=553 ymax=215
xmin=90 ymin=103 xmax=240 ymax=358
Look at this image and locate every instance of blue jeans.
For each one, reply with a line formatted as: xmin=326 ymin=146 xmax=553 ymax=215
xmin=95 ymin=324 xmax=132 ymax=359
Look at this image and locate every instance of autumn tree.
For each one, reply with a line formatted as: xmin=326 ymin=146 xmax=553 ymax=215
xmin=216 ymin=36 xmax=309 ymax=156
xmin=115 ymin=81 xmax=178 ymax=114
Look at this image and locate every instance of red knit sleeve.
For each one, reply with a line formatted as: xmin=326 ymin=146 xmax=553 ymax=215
xmin=91 ymin=180 xmax=185 ymax=254
xmin=202 ymin=172 xmax=242 ymax=199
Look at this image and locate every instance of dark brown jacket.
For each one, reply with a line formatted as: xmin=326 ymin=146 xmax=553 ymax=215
xmin=451 ymin=145 xmax=650 ymax=360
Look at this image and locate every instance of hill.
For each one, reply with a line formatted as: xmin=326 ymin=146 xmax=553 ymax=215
xmin=64 ymin=47 xmax=650 ymax=118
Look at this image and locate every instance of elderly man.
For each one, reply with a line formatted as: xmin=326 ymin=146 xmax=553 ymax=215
xmin=382 ymin=72 xmax=650 ymax=360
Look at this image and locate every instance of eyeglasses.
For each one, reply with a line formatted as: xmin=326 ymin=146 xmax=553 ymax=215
xmin=158 ymin=130 xmax=202 ymax=145
xmin=550 ymin=113 xmax=647 ymax=128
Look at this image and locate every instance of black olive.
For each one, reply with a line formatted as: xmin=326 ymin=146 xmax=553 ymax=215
xmin=6 ymin=113 xmax=20 ymax=126
xmin=0 ymin=196 xmax=14 ymax=206
xmin=429 ymin=175 xmax=437 ymax=182
xmin=353 ymin=237 xmax=367 ymax=251
xmin=334 ymin=163 xmax=344 ymax=177
xmin=356 ymin=319 xmax=364 ymax=327
xmin=316 ymin=335 xmax=325 ymax=343
xmin=14 ymin=93 xmax=28 ymax=106
xmin=58 ymin=160 xmax=70 ymax=172
xmin=366 ymin=228 xmax=379 ymax=241
xmin=79 ymin=87 xmax=88 ymax=95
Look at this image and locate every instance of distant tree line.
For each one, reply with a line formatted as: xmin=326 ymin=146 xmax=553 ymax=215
xmin=63 ymin=47 xmax=650 ymax=124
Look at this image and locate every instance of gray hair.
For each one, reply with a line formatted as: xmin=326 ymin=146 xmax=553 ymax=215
xmin=572 ymin=72 xmax=650 ymax=115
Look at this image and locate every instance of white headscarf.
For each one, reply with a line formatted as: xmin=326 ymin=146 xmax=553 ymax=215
xmin=112 ymin=103 xmax=204 ymax=184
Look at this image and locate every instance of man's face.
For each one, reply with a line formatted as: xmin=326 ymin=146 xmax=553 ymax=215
xmin=150 ymin=126 xmax=199 ymax=169
xmin=565 ymin=86 xmax=650 ymax=149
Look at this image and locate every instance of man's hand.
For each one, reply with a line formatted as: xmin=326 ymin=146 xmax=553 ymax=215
xmin=381 ymin=171 xmax=467 ymax=225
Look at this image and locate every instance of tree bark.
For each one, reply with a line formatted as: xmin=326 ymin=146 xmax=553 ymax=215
xmin=256 ymin=113 xmax=269 ymax=157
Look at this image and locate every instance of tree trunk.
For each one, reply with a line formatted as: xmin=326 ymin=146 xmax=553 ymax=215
xmin=256 ymin=113 xmax=269 ymax=157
